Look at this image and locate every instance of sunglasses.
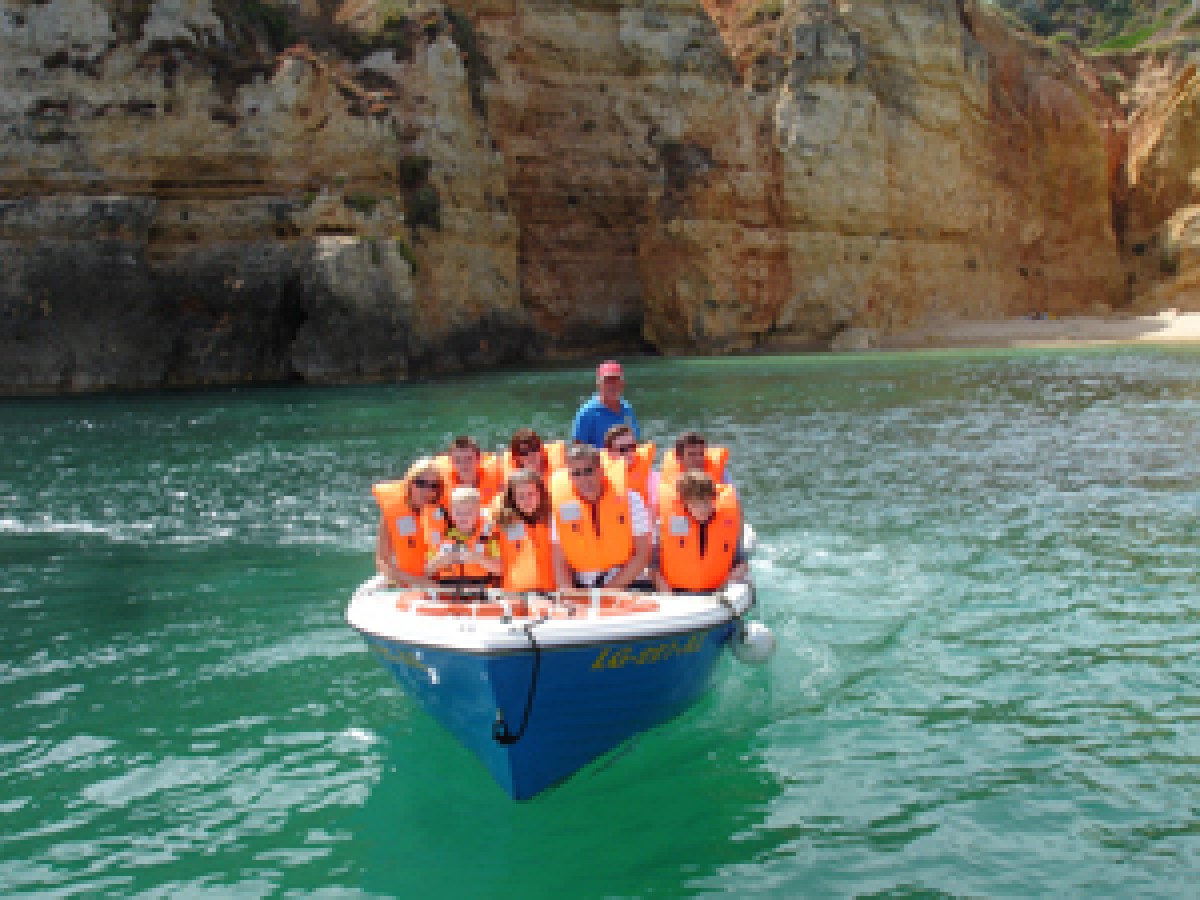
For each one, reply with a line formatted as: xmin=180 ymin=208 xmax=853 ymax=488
xmin=514 ymin=446 xmax=541 ymax=457
xmin=612 ymin=443 xmax=636 ymax=454
xmin=412 ymin=478 xmax=440 ymax=489
xmin=568 ymin=466 xmax=597 ymax=478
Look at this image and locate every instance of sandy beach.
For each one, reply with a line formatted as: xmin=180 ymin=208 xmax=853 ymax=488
xmin=876 ymin=310 xmax=1200 ymax=350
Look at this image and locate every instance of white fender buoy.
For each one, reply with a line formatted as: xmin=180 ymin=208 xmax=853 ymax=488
xmin=742 ymin=524 xmax=758 ymax=558
xmin=732 ymin=620 xmax=776 ymax=665
xmin=724 ymin=581 xmax=755 ymax=616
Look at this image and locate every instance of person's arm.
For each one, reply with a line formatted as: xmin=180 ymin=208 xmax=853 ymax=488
xmin=460 ymin=541 xmax=504 ymax=576
xmin=552 ymin=541 xmax=573 ymax=590
xmin=424 ymin=545 xmax=457 ymax=579
xmin=375 ymin=516 xmax=399 ymax=583
xmin=549 ymin=513 xmax=573 ymax=589
xmin=427 ymin=547 xmax=451 ymax=580
xmin=721 ymin=517 xmax=749 ymax=588
xmin=571 ymin=404 xmax=589 ymax=445
xmin=653 ymin=566 xmax=670 ymax=593
xmin=606 ymin=534 xmax=650 ymax=590
xmin=719 ymin=466 xmax=736 ymax=491
xmin=647 ymin=470 xmax=660 ymax=523
xmin=605 ymin=490 xmax=651 ymax=590
xmin=377 ymin=517 xmax=435 ymax=587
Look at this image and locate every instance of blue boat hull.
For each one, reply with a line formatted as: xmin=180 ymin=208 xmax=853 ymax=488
xmin=363 ymin=622 xmax=735 ymax=800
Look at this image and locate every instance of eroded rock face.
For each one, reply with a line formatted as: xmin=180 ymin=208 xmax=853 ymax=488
xmin=0 ymin=0 xmax=526 ymax=390
xmin=635 ymin=0 xmax=1125 ymax=351
xmin=1118 ymin=59 xmax=1200 ymax=310
xmin=0 ymin=0 xmax=1177 ymax=392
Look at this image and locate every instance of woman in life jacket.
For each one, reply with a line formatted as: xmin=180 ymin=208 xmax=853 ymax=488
xmin=654 ymin=470 xmax=747 ymax=593
xmin=373 ymin=457 xmax=445 ymax=588
xmin=501 ymin=428 xmax=567 ymax=483
xmin=602 ymin=424 xmax=656 ymax=511
xmin=425 ymin=486 xmax=503 ymax=587
xmin=492 ymin=468 xmax=556 ymax=592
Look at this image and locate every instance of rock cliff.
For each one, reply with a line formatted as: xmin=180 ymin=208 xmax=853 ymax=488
xmin=0 ymin=0 xmax=1190 ymax=392
xmin=1120 ymin=55 xmax=1200 ymax=311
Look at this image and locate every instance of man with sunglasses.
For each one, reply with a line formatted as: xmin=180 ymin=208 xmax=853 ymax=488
xmin=550 ymin=444 xmax=651 ymax=590
xmin=571 ymin=360 xmax=640 ymax=449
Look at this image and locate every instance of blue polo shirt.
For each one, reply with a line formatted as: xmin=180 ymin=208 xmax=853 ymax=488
xmin=571 ymin=395 xmax=640 ymax=448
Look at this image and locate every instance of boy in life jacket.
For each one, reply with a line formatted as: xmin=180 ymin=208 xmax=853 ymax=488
xmin=654 ymin=471 xmax=748 ymax=593
xmin=373 ymin=457 xmax=444 ymax=588
xmin=550 ymin=444 xmax=651 ymax=590
xmin=425 ymin=486 xmax=503 ymax=587
xmin=657 ymin=430 xmax=734 ymax=503
xmin=436 ymin=435 xmax=501 ymax=505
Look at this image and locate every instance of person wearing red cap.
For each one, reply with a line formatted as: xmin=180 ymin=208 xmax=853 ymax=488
xmin=571 ymin=360 xmax=641 ymax=449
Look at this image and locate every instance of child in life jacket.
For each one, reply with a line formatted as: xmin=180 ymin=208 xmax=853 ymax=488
xmin=653 ymin=471 xmax=748 ymax=593
xmin=436 ymin=435 xmax=502 ymax=505
xmin=491 ymin=468 xmax=556 ymax=592
xmin=425 ymin=486 xmax=503 ymax=587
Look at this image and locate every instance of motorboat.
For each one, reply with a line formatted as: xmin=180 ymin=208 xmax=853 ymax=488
xmin=346 ymin=563 xmax=774 ymax=800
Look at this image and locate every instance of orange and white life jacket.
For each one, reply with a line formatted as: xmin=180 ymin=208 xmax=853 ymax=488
xmin=602 ymin=441 xmax=655 ymax=501
xmin=494 ymin=517 xmax=555 ymax=592
xmin=658 ymin=483 xmax=740 ymax=592
xmin=420 ymin=504 xmax=449 ymax=544
xmin=434 ymin=452 xmax=502 ymax=505
xmin=427 ymin=518 xmax=499 ymax=581
xmin=549 ymin=465 xmax=634 ymax=573
xmin=373 ymin=478 xmax=440 ymax=577
xmin=658 ymin=445 xmax=730 ymax=496
xmin=501 ymin=441 xmax=567 ymax=483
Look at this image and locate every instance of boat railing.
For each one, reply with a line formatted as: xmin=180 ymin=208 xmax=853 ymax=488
xmin=384 ymin=586 xmax=665 ymax=620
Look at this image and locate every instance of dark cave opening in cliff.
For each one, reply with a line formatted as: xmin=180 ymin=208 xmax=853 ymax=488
xmin=277 ymin=277 xmax=309 ymax=381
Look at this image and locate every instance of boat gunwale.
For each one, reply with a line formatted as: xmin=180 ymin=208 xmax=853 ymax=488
xmin=346 ymin=578 xmax=738 ymax=654
xmin=349 ymin=618 xmax=730 ymax=656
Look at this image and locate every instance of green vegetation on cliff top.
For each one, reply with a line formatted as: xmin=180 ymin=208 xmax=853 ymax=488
xmin=987 ymin=0 xmax=1200 ymax=50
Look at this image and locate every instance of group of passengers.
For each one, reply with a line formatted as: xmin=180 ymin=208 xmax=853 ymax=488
xmin=372 ymin=361 xmax=747 ymax=595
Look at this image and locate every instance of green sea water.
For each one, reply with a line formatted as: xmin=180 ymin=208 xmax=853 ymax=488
xmin=3 ymin=350 xmax=1200 ymax=898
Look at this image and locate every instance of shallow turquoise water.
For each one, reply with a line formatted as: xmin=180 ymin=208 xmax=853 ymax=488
xmin=3 ymin=349 xmax=1200 ymax=897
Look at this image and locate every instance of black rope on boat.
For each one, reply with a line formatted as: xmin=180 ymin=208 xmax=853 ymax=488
xmin=493 ymin=618 xmax=542 ymax=746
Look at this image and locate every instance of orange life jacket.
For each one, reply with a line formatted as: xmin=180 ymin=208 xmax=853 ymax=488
xmin=494 ymin=517 xmax=555 ymax=592
xmin=373 ymin=479 xmax=438 ymax=577
xmin=658 ymin=484 xmax=741 ymax=592
xmin=549 ymin=466 xmax=634 ymax=573
xmin=426 ymin=516 xmax=499 ymax=581
xmin=434 ymin=453 xmax=502 ymax=505
xmin=502 ymin=441 xmax=566 ymax=483
xmin=659 ymin=445 xmax=730 ymax=496
xmin=602 ymin=441 xmax=656 ymax=500
xmin=420 ymin=504 xmax=450 ymax=543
